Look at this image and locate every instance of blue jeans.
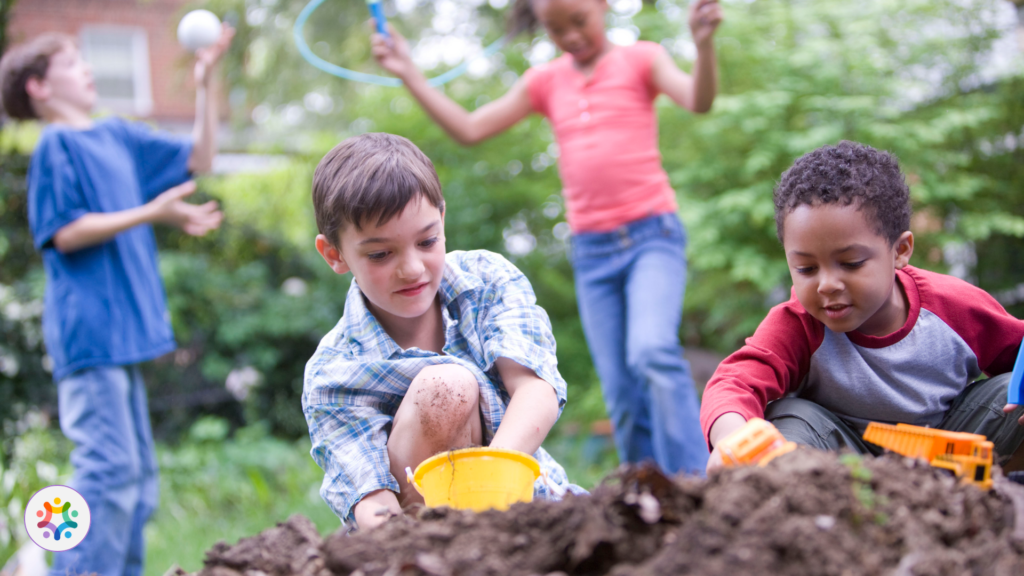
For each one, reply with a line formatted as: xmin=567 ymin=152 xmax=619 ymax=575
xmin=570 ymin=213 xmax=709 ymax=474
xmin=50 ymin=366 xmax=158 ymax=576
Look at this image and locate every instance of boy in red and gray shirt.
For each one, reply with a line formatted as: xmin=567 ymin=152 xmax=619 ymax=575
xmin=701 ymin=141 xmax=1024 ymax=472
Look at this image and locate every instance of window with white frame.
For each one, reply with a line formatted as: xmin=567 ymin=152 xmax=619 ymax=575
xmin=79 ymin=26 xmax=153 ymax=116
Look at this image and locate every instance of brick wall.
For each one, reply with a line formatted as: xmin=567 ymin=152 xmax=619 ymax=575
xmin=9 ymin=0 xmax=202 ymax=123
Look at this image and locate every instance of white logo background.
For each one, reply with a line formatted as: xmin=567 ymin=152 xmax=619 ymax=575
xmin=23 ymin=485 xmax=91 ymax=552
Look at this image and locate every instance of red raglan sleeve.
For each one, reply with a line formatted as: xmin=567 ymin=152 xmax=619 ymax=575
xmin=699 ymin=296 xmax=824 ymax=449
xmin=912 ymin=268 xmax=1024 ymax=376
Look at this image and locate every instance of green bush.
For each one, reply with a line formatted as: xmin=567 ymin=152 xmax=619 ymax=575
xmin=0 ymin=413 xmax=71 ymax=564
xmin=0 ymin=133 xmax=53 ymax=459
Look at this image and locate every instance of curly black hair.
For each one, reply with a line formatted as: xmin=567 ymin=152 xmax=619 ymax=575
xmin=773 ymin=141 xmax=911 ymax=246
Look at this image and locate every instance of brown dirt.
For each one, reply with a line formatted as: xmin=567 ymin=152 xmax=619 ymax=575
xmin=188 ymin=448 xmax=1024 ymax=576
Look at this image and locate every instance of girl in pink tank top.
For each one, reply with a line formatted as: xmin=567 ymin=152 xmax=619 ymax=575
xmin=372 ymin=0 xmax=722 ymax=475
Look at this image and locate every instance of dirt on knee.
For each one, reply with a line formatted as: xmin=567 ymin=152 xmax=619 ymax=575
xmin=414 ymin=372 xmax=475 ymax=446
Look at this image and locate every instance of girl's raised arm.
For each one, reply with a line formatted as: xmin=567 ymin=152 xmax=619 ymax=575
xmin=651 ymin=0 xmax=722 ymax=114
xmin=372 ymin=25 xmax=532 ymax=146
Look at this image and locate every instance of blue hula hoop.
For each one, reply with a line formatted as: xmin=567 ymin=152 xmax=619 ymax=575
xmin=294 ymin=0 xmax=508 ymax=87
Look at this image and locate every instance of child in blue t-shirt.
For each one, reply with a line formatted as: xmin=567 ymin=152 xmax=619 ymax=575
xmin=0 ymin=27 xmax=233 ymax=575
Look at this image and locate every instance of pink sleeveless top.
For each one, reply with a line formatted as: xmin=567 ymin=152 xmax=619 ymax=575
xmin=523 ymin=41 xmax=678 ymax=233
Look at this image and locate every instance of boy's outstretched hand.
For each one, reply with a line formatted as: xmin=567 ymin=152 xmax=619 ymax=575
xmin=194 ymin=24 xmax=236 ymax=87
xmin=50 ymin=181 xmax=221 ymax=253
xmin=689 ymin=0 xmax=723 ymax=47
xmin=371 ymin=22 xmax=416 ymax=80
xmin=353 ymin=489 xmax=402 ymax=531
xmin=705 ymin=412 xmax=747 ymax=473
xmin=148 ymin=181 xmax=223 ymax=236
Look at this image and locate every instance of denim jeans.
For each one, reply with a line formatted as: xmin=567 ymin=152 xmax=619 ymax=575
xmin=50 ymin=366 xmax=158 ymax=576
xmin=570 ymin=213 xmax=709 ymax=474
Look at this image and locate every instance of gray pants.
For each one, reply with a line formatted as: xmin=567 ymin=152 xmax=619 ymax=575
xmin=765 ymin=373 xmax=1024 ymax=466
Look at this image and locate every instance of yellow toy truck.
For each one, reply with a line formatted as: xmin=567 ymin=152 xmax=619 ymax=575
xmin=717 ymin=418 xmax=797 ymax=468
xmin=863 ymin=422 xmax=993 ymax=490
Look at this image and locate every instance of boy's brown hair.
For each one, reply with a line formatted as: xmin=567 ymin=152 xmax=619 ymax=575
xmin=0 ymin=33 xmax=75 ymax=120
xmin=312 ymin=133 xmax=444 ymax=246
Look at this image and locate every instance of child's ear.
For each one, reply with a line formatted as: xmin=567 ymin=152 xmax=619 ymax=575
xmin=315 ymin=234 xmax=351 ymax=275
xmin=894 ymin=231 xmax=914 ymax=269
xmin=24 ymin=76 xmax=50 ymax=102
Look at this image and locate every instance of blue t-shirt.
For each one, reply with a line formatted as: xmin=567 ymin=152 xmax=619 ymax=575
xmin=27 ymin=117 xmax=193 ymax=381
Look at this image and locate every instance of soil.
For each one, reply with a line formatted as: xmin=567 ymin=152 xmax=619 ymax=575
xmin=187 ymin=448 xmax=1024 ymax=576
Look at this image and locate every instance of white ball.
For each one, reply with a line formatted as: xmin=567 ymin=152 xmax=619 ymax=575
xmin=177 ymin=10 xmax=221 ymax=52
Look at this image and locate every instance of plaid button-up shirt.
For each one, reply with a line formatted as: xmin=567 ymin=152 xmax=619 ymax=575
xmin=303 ymin=250 xmax=583 ymax=524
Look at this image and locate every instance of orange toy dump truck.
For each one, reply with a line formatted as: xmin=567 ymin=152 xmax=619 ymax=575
xmin=718 ymin=418 xmax=797 ymax=467
xmin=863 ymin=422 xmax=993 ymax=490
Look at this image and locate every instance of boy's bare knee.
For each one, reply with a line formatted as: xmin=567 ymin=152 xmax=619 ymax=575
xmin=408 ymin=364 xmax=480 ymax=437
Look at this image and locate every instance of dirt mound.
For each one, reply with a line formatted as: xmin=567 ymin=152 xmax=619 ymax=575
xmin=191 ymin=449 xmax=1024 ymax=576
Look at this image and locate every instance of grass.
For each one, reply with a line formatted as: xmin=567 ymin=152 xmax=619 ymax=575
xmin=544 ymin=429 xmax=619 ymax=490
xmin=143 ymin=420 xmax=340 ymax=575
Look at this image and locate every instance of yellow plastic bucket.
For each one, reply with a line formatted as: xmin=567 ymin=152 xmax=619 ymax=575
xmin=407 ymin=447 xmax=540 ymax=512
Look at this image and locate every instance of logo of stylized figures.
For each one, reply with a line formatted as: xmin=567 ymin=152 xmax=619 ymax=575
xmin=35 ymin=497 xmax=78 ymax=541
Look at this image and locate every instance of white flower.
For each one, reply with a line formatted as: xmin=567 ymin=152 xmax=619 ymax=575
xmin=281 ymin=277 xmax=308 ymax=297
xmin=226 ymin=366 xmax=263 ymax=401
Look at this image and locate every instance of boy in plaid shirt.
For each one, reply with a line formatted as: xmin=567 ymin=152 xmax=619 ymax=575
xmin=303 ymin=133 xmax=582 ymax=529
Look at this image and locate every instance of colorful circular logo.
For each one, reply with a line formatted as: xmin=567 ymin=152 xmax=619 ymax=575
xmin=23 ymin=485 xmax=91 ymax=551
